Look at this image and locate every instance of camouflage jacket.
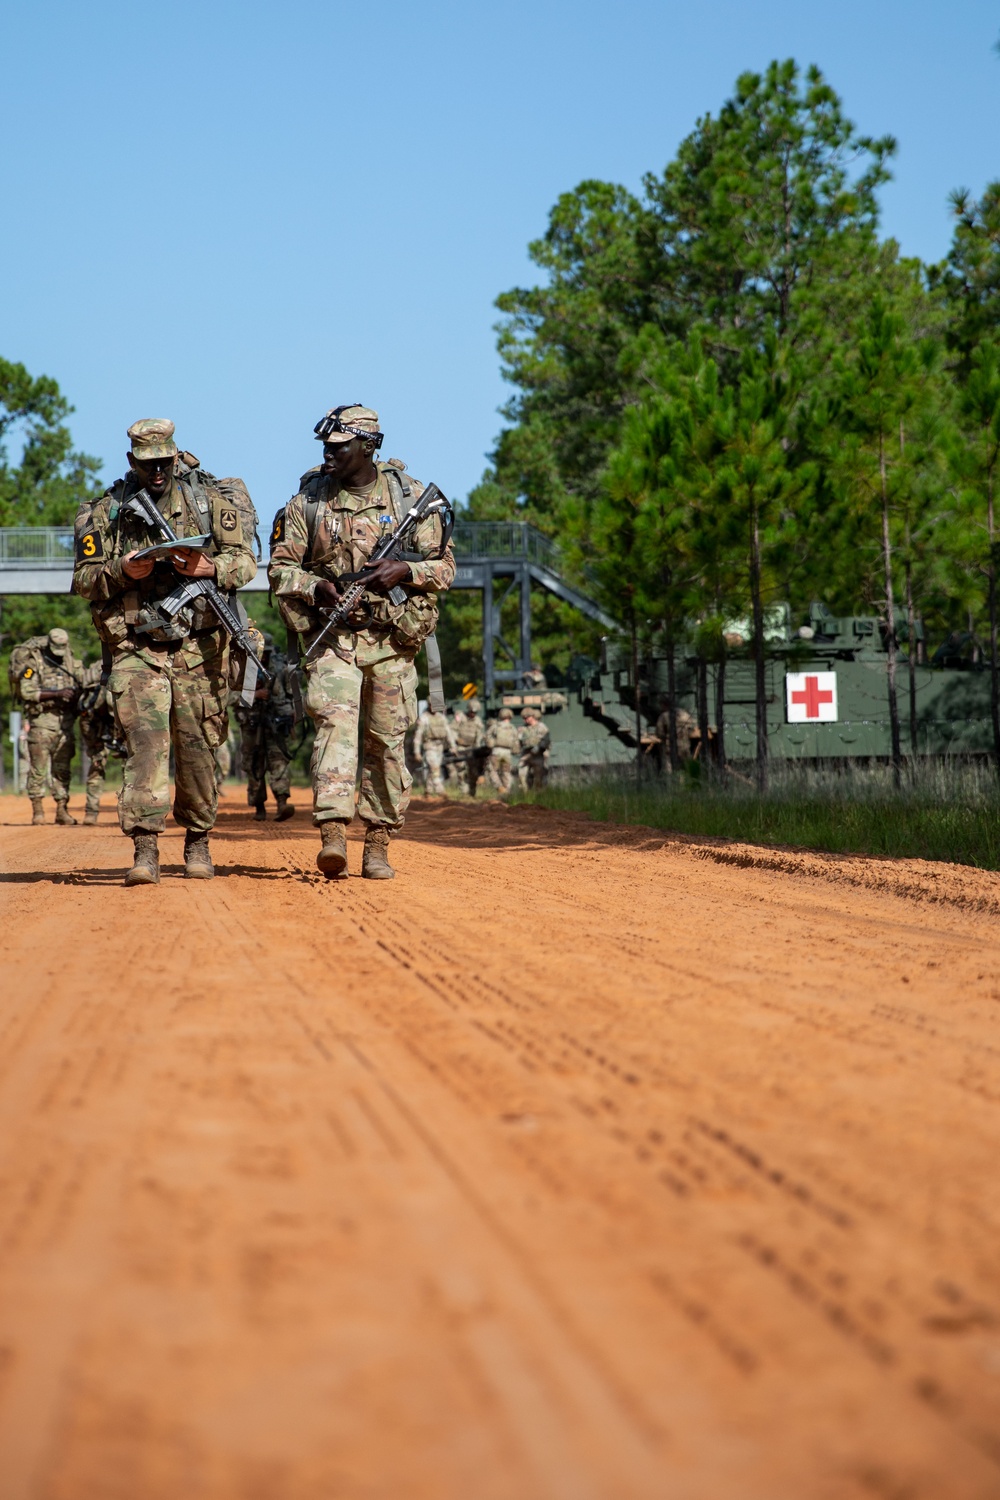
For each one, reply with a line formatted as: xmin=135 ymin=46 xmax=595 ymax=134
xmin=78 ymin=661 xmax=118 ymax=751
xmin=413 ymin=710 xmax=456 ymax=755
xmin=267 ymin=461 xmax=455 ymax=656
xmin=72 ymin=465 xmax=257 ymax=671
xmin=453 ymin=712 xmax=485 ymax=750
xmin=520 ymin=721 xmax=551 ymax=756
xmin=486 ymin=718 xmax=521 ymax=751
xmin=16 ymin=644 xmax=87 ymax=724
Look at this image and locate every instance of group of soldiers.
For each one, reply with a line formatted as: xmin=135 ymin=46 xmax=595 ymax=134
xmin=13 ymin=404 xmax=561 ymax=886
xmin=10 ymin=626 xmax=302 ymax=828
xmin=9 ymin=628 xmax=122 ymax=826
xmin=412 ymin=699 xmax=550 ymax=796
xmin=12 ymin=403 xmax=459 ymax=886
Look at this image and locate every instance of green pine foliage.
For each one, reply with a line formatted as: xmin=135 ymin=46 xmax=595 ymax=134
xmin=449 ymin=56 xmax=1000 ymax=785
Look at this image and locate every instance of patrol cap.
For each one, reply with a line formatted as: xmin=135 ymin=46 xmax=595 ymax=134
xmin=48 ymin=627 xmax=69 ymax=655
xmin=314 ymin=404 xmax=382 ymax=446
xmin=128 ymin=418 xmax=178 ymax=460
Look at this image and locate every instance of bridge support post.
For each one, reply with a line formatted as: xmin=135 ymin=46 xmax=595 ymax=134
xmin=519 ymin=564 xmax=532 ymax=684
xmin=483 ymin=569 xmax=495 ymax=700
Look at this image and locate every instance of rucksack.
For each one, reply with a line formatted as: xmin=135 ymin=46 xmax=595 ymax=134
xmin=268 ymin=459 xmax=413 ymax=565
xmin=8 ymin=637 xmax=49 ymax=701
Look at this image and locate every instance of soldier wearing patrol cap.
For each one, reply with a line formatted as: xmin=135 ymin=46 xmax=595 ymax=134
xmin=268 ymin=403 xmax=456 ymax=879
xmin=72 ymin=418 xmax=258 ymax=885
xmin=12 ymin=627 xmax=87 ymax=823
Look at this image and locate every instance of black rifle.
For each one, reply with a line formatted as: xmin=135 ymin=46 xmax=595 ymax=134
xmin=124 ymin=486 xmax=271 ymax=690
xmin=304 ymin=482 xmax=453 ymax=665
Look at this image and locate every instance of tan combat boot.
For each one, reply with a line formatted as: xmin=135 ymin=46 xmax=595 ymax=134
xmin=184 ymin=830 xmax=215 ymax=879
xmin=55 ymin=801 xmax=77 ymax=826
xmin=84 ymin=809 xmax=99 ymax=826
xmin=316 ymin=820 xmax=348 ymax=879
xmin=276 ymin=794 xmax=295 ymax=822
xmin=362 ymin=823 xmax=395 ymax=880
xmin=30 ymin=798 xmax=45 ymax=825
xmin=125 ymin=831 xmax=159 ymax=887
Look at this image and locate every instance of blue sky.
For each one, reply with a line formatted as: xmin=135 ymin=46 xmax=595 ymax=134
xmin=2 ymin=0 xmax=998 ymax=532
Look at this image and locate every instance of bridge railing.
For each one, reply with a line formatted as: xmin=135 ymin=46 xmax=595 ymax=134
xmin=0 ymin=528 xmax=76 ymax=566
xmin=452 ymin=521 xmax=560 ymax=569
xmin=0 ymin=523 xmax=563 ymax=568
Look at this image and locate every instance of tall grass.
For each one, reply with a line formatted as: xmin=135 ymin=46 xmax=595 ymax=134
xmin=519 ymin=762 xmax=1000 ymax=870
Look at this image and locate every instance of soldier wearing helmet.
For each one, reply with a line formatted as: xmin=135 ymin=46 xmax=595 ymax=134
xmin=268 ymin=403 xmax=455 ymax=879
xmin=12 ymin=627 xmax=87 ymax=824
xmin=232 ymin=634 xmax=298 ymax=820
xmin=518 ymin=705 xmax=551 ymax=790
xmin=485 ymin=705 xmax=521 ymax=795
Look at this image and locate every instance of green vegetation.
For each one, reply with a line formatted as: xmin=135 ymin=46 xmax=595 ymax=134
xmin=0 ymin=360 xmax=103 ymax=727
xmin=517 ymin=764 xmax=1000 ymax=871
xmin=453 ymin=56 xmax=1000 ymax=782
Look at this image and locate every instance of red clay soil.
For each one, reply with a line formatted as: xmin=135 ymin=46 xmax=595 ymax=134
xmin=1 ymin=788 xmax=999 ymax=1499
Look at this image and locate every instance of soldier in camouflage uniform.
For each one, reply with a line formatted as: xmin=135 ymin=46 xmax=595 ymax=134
xmin=73 ymin=418 xmax=258 ymax=885
xmin=78 ymin=658 xmax=123 ymax=824
xmin=518 ymin=706 xmax=551 ymax=790
xmin=453 ymin=702 xmax=486 ymax=797
xmin=234 ymin=637 xmax=297 ymax=820
xmin=413 ymin=705 xmax=456 ymax=795
xmin=268 ymin=404 xmax=455 ymax=880
xmin=485 ymin=706 xmax=521 ymax=794
xmin=14 ymin=628 xmax=87 ymax=824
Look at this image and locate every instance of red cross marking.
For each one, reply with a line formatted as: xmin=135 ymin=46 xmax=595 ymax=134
xmin=791 ymin=676 xmax=833 ymax=718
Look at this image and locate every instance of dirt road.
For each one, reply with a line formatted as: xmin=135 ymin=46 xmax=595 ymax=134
xmin=1 ymin=790 xmax=999 ymax=1499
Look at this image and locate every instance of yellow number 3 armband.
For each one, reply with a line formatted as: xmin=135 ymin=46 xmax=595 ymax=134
xmin=75 ymin=530 xmax=104 ymax=561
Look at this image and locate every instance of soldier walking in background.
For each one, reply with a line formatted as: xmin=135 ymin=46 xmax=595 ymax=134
xmin=78 ymin=658 xmax=123 ymax=824
xmin=10 ymin=627 xmax=87 ymax=825
xmin=654 ymin=698 xmax=697 ymax=770
xmin=72 ymin=418 xmax=258 ymax=885
xmin=453 ymin=701 xmax=486 ymax=796
xmin=233 ymin=637 xmax=297 ymax=821
xmin=413 ymin=704 xmax=456 ymax=795
xmin=485 ymin=706 xmax=521 ymax=794
xmin=268 ymin=404 xmax=455 ymax=880
xmin=518 ymin=706 xmax=551 ymax=790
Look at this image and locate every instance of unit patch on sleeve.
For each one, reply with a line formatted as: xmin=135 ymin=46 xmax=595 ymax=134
xmin=75 ymin=529 xmax=104 ymax=561
xmin=270 ymin=510 xmax=286 ymax=548
xmin=22 ymin=666 xmax=33 ymax=679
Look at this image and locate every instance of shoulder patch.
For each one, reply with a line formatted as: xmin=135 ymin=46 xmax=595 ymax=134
xmin=386 ymin=457 xmax=406 ymax=470
xmin=76 ymin=529 xmax=104 ymax=562
xmin=22 ymin=666 xmax=33 ymax=679
xmin=270 ymin=510 xmax=286 ymax=549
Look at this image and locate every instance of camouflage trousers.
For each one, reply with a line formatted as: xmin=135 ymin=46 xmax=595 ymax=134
xmin=26 ymin=718 xmax=75 ymax=802
xmin=108 ymin=651 xmax=229 ymax=834
xmin=83 ymin=740 xmax=110 ymax=815
xmin=304 ymin=638 xmax=417 ymax=828
xmin=486 ymin=746 xmax=514 ymax=794
xmin=421 ymin=742 xmax=448 ymax=795
xmin=241 ymin=723 xmax=292 ymax=805
xmin=518 ymin=750 xmax=549 ymax=791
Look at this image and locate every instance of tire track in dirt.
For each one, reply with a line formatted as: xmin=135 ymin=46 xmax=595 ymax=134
xmin=1 ymin=792 xmax=1000 ymax=1498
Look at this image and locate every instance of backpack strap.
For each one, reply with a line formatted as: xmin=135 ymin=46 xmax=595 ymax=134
xmin=299 ymin=471 xmax=329 ymax=568
xmin=383 ymin=464 xmax=411 ymax=524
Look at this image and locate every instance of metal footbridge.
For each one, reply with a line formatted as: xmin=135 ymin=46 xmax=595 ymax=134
xmin=0 ymin=522 xmax=614 ymax=696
